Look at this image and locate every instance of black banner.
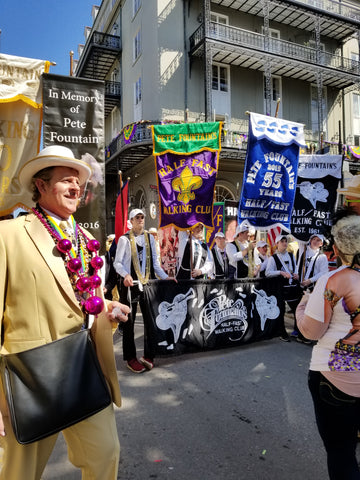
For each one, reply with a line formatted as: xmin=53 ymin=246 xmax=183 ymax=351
xmin=143 ymin=278 xmax=286 ymax=355
xmin=42 ymin=73 xmax=106 ymax=249
xmin=291 ymin=154 xmax=342 ymax=242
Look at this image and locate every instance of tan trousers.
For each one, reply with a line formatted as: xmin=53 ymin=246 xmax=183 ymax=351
xmin=0 ymin=404 xmax=120 ymax=480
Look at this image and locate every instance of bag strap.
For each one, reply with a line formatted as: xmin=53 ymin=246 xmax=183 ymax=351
xmin=307 ymin=253 xmax=320 ymax=279
xmin=273 ymin=254 xmax=282 ymax=271
xmin=290 ymin=252 xmax=295 ymax=273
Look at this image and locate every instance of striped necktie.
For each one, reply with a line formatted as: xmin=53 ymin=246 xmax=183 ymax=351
xmin=59 ymin=221 xmax=76 ymax=246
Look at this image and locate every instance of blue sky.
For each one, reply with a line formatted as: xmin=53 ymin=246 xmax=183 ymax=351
xmin=1 ymin=0 xmax=97 ymax=75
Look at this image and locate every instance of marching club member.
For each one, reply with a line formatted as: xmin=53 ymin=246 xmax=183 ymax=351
xmin=297 ymin=234 xmax=329 ymax=293
xmin=254 ymin=240 xmax=269 ymax=278
xmin=103 ymin=234 xmax=120 ymax=301
xmin=226 ymin=222 xmax=256 ymax=279
xmin=114 ymin=209 xmax=174 ymax=373
xmin=265 ymin=234 xmax=300 ymax=342
xmin=176 ymin=223 xmax=214 ymax=280
xmin=291 ymin=234 xmax=329 ymax=342
xmin=0 ymin=145 xmax=130 ymax=480
xmin=211 ymin=231 xmax=229 ymax=279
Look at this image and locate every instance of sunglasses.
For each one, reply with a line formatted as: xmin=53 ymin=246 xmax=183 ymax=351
xmin=134 ymin=215 xmax=145 ymax=219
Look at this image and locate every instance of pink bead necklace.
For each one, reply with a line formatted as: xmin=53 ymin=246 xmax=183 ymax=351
xmin=32 ymin=205 xmax=104 ymax=316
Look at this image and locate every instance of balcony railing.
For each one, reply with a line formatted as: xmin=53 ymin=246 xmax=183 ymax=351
xmin=87 ymin=31 xmax=121 ymax=50
xmin=190 ymin=23 xmax=360 ymax=75
xmin=104 ymin=81 xmax=121 ymax=117
xmin=107 ymin=122 xmax=155 ymax=159
xmin=104 ymin=81 xmax=121 ymax=97
xmin=76 ymin=31 xmax=121 ymax=79
xmin=293 ymin=0 xmax=360 ymax=21
xmin=105 ymin=120 xmax=332 ymax=164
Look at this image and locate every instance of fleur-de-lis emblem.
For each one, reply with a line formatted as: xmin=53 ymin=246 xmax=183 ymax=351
xmin=172 ymin=166 xmax=203 ymax=204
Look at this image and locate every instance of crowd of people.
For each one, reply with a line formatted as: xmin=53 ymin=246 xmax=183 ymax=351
xmin=1 ymin=144 xmax=360 ymax=479
xmin=100 ymin=207 xmax=333 ymax=373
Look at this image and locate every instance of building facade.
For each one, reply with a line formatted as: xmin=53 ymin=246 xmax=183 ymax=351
xmin=75 ymin=0 xmax=360 ymax=233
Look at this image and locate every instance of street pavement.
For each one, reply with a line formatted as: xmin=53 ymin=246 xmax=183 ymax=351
xmin=41 ymin=313 xmax=356 ymax=480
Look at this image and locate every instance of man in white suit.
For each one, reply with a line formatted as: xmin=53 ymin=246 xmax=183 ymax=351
xmin=0 ymin=145 xmax=130 ymax=480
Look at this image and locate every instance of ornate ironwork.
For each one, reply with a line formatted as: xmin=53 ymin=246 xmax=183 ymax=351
xmin=264 ymin=61 xmax=272 ymax=117
xmin=203 ymin=0 xmax=212 ymax=121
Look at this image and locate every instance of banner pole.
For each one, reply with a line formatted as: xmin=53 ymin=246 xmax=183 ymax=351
xmin=275 ymin=98 xmax=281 ymax=118
xmin=118 ymin=170 xmax=123 ymax=225
xmin=189 ymin=230 xmax=193 ymax=279
xmin=69 ymin=51 xmax=74 ymax=76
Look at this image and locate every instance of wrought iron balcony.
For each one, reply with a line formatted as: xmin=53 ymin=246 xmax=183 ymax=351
xmin=76 ymin=31 xmax=121 ymax=80
xmin=211 ymin=0 xmax=360 ymax=41
xmin=292 ymin=0 xmax=360 ymax=21
xmin=105 ymin=120 xmax=331 ymax=174
xmin=190 ymin=22 xmax=360 ymax=89
xmin=104 ymin=81 xmax=121 ymax=117
xmin=105 ymin=121 xmax=155 ymax=174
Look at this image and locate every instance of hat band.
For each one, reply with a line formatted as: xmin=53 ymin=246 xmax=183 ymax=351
xmin=344 ymin=187 xmax=360 ymax=196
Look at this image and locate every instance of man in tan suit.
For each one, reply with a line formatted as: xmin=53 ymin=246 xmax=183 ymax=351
xmin=0 ymin=145 xmax=130 ymax=480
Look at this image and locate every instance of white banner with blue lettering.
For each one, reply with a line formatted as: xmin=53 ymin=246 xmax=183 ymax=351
xmin=238 ymin=112 xmax=306 ymax=231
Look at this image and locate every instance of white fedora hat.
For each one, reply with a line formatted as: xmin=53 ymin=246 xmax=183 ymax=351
xmin=19 ymin=145 xmax=92 ymax=192
xmin=337 ymin=175 xmax=360 ymax=199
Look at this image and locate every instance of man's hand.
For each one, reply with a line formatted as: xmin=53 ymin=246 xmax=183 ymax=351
xmin=191 ymin=269 xmax=202 ymax=278
xmin=248 ymin=240 xmax=256 ymax=250
xmin=280 ymin=271 xmax=291 ymax=279
xmin=123 ymin=274 xmax=134 ymax=287
xmin=107 ymin=301 xmax=130 ymax=323
xmin=166 ymin=276 xmax=178 ymax=283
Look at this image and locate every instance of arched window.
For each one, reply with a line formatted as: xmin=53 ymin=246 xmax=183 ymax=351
xmin=214 ymin=184 xmax=235 ymax=203
xmin=134 ymin=187 xmax=146 ymax=210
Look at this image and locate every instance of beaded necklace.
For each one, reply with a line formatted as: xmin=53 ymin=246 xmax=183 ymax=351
xmin=32 ymin=205 xmax=104 ymax=316
xmin=129 ymin=229 xmax=151 ymax=284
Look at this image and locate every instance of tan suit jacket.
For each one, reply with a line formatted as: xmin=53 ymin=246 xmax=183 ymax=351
xmin=0 ymin=213 xmax=121 ymax=411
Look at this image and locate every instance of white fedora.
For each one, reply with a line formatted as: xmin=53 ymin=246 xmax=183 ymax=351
xmin=337 ymin=175 xmax=360 ymax=199
xmin=19 ymin=145 xmax=92 ymax=192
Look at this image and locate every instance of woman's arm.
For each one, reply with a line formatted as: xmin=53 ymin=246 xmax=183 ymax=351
xmin=296 ymin=295 xmax=329 ymax=340
xmin=296 ymin=275 xmax=333 ymax=340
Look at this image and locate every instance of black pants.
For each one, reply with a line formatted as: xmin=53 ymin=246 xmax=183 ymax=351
xmin=308 ymin=370 xmax=360 ymax=480
xmin=120 ymin=286 xmax=156 ymax=361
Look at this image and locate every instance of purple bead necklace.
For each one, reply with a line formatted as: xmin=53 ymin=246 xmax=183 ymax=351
xmin=32 ymin=205 xmax=104 ymax=316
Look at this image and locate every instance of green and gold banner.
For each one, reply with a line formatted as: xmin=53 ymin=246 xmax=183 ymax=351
xmin=152 ymin=122 xmax=221 ymax=154
xmin=152 ymin=122 xmax=222 ymax=231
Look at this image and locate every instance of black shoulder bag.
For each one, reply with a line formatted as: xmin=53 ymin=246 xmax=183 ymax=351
xmin=0 ymin=328 xmax=111 ymax=444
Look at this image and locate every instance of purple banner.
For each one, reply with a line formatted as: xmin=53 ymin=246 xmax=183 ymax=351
xmin=155 ymin=151 xmax=219 ymax=230
xmin=206 ymin=202 xmax=225 ymax=248
xmin=123 ymin=123 xmax=137 ymax=144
